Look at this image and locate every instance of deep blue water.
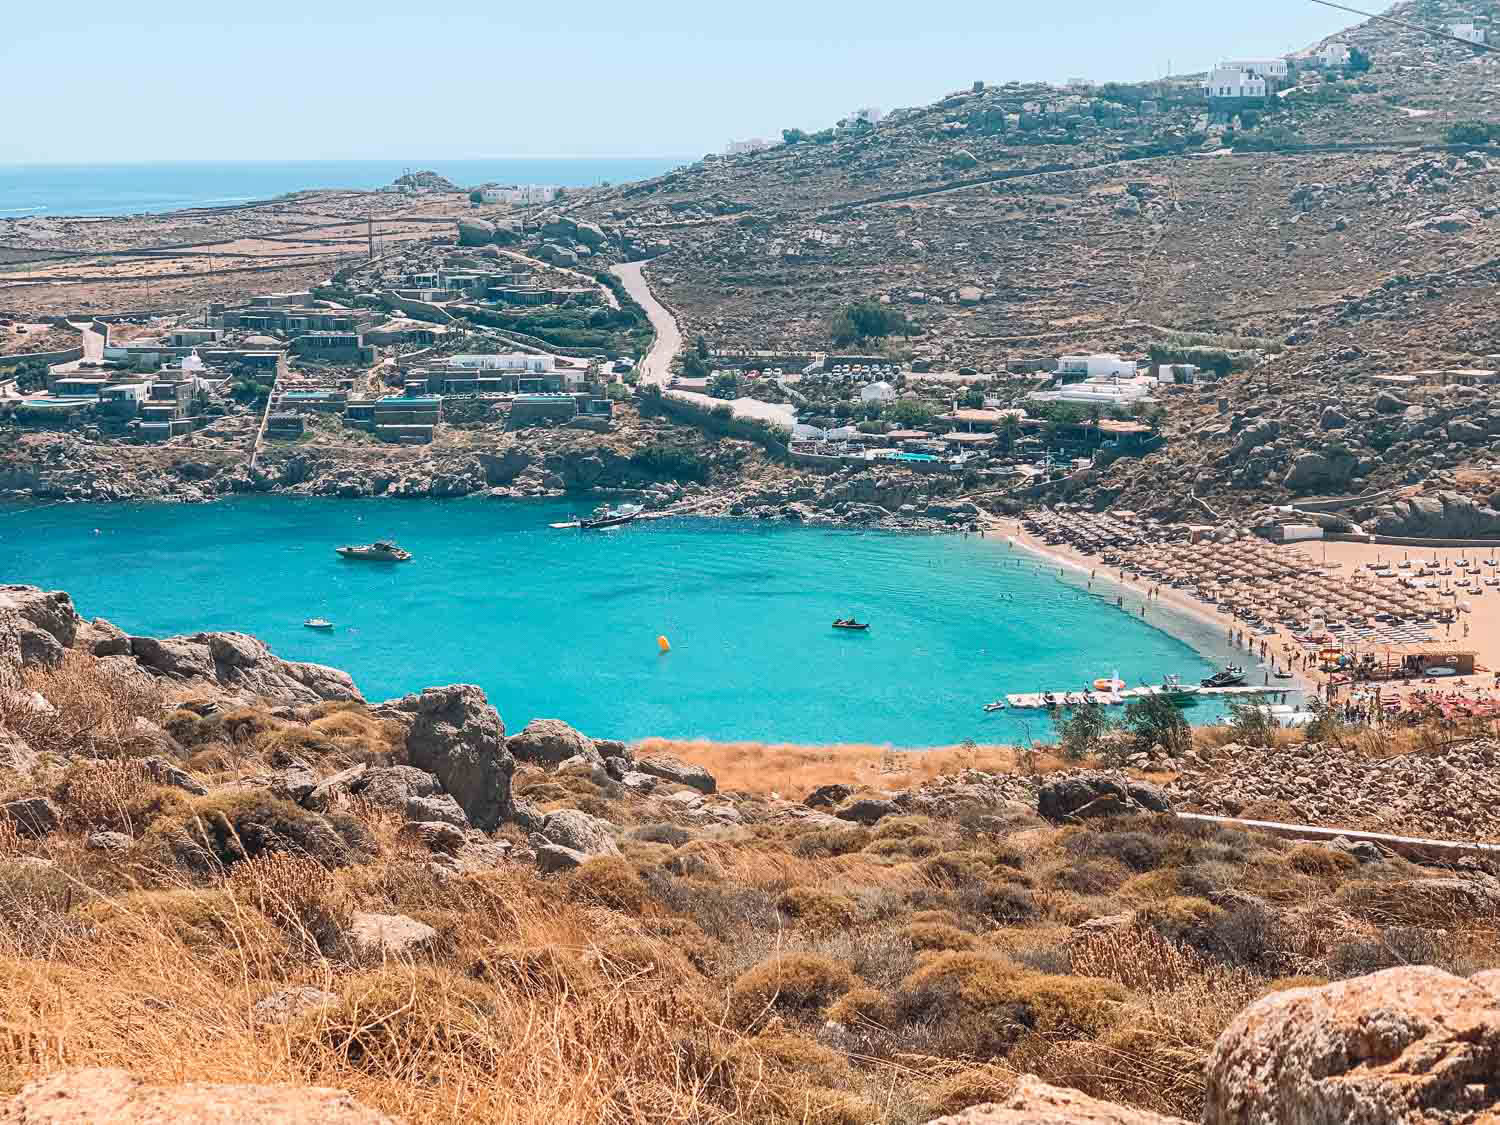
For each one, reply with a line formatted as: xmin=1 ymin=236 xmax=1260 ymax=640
xmin=0 ymin=157 xmax=687 ymax=219
xmin=0 ymin=498 xmax=1240 ymax=746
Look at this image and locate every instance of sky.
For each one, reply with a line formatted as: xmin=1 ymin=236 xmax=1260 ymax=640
xmin=1 ymin=0 xmax=1361 ymax=165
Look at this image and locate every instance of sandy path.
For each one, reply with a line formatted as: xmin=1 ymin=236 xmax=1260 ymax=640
xmin=610 ymin=260 xmax=679 ymax=384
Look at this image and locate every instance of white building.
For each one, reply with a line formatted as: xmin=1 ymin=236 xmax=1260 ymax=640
xmin=1318 ymin=42 xmax=1351 ymax=67
xmin=850 ymin=106 xmax=884 ymax=125
xmin=479 ymin=185 xmax=558 ymax=205
xmin=1030 ymin=376 xmax=1156 ymax=408
xmin=1220 ymin=58 xmax=1289 ymax=80
xmin=1056 ymin=354 xmax=1138 ymax=380
xmin=1203 ymin=68 xmax=1267 ymax=99
xmin=445 ymin=353 xmax=555 ymax=373
xmin=1451 ymin=22 xmax=1486 ymax=43
xmin=860 ymin=380 xmax=897 ymax=404
xmin=725 ymin=138 xmax=775 ymax=155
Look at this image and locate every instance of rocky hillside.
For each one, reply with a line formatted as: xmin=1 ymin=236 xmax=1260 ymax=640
xmin=1 ymin=582 xmax=1498 ymax=1123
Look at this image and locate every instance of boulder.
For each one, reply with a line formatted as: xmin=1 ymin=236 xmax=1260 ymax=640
xmin=1 ymin=796 xmax=60 ymax=838
xmin=534 ymin=843 xmax=591 ymax=873
xmin=89 ymin=618 xmax=131 ymax=657
xmin=0 ymin=1068 xmax=399 ymax=1124
xmin=303 ymin=763 xmax=368 ymax=812
xmin=1318 ymin=406 xmax=1348 ymax=431
xmin=16 ymin=621 xmax=65 ymax=667
xmin=251 ymin=987 xmax=339 ymax=1025
xmin=805 ymin=783 xmax=855 ymax=809
xmin=1037 ymin=773 xmax=1171 ymax=822
xmin=507 ymin=718 xmax=597 ymax=768
xmin=142 ymin=756 xmax=209 ymax=796
xmin=538 ymin=243 xmax=578 ymax=268
xmin=924 ymin=1075 xmax=1188 ymax=1123
xmin=396 ymin=820 xmax=466 ymax=853
xmin=85 ymin=830 xmax=133 ymax=852
xmin=0 ymin=726 xmax=35 ymax=775
xmin=349 ymin=912 xmax=437 ymax=959
xmin=0 ymin=585 xmax=81 ymax=650
xmin=457 ymin=217 xmax=495 ymax=246
xmin=957 ymin=285 xmax=984 ymax=306
xmin=534 ymin=808 xmax=618 ymax=856
xmin=1374 ymin=390 xmax=1410 ymax=414
xmin=1283 ymin=449 xmax=1357 ymax=492
xmin=633 ymin=754 xmax=716 ymax=794
xmin=399 ymin=685 xmax=513 ymax=831
xmin=835 ymin=796 xmax=901 ymax=825
xmin=351 ymin=765 xmax=441 ymax=807
xmin=1204 ymin=966 xmax=1500 ymax=1124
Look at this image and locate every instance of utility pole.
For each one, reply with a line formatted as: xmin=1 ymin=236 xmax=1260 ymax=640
xmin=367 ymin=215 xmax=374 ymax=259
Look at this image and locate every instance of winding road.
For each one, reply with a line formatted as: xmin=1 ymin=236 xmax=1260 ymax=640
xmin=610 ymin=260 xmax=680 ymax=384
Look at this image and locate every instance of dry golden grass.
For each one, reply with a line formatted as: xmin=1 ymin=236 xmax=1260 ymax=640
xmin=633 ymin=739 xmax=1063 ymax=798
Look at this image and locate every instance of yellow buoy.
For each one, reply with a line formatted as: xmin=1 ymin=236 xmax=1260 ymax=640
xmin=657 ymin=635 xmax=671 ymax=653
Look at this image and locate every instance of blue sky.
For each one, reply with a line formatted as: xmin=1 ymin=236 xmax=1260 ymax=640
xmin=2 ymin=0 xmax=1358 ymax=164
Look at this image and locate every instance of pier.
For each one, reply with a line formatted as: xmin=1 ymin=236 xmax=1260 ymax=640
xmin=1000 ymin=684 xmax=1293 ymax=710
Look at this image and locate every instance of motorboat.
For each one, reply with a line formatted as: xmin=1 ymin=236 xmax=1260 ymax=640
xmin=983 ymin=700 xmax=1006 ymax=713
xmin=1158 ymin=674 xmax=1200 ymax=702
xmin=336 ymin=540 xmax=411 ymax=562
xmin=579 ymin=504 xmax=641 ymax=530
xmin=303 ymin=618 xmax=333 ymax=630
xmin=832 ymin=618 xmax=870 ymax=630
xmin=1201 ymin=665 xmax=1247 ymax=688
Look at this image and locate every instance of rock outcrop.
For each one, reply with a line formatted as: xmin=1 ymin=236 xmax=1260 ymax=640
xmin=128 ymin=632 xmax=361 ymax=705
xmin=0 ymin=1068 xmax=400 ymax=1124
xmin=398 ymin=685 xmax=513 ymax=830
xmin=1204 ymin=966 xmax=1500 ymax=1124
xmin=1037 ymin=773 xmax=1171 ymax=821
xmin=633 ymin=754 xmax=716 ymax=794
xmin=924 ymin=1076 xmax=1188 ymax=1123
xmin=0 ymin=585 xmax=81 ymax=668
xmin=507 ymin=718 xmax=597 ymax=767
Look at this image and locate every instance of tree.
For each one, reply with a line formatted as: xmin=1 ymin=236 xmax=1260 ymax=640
xmin=830 ymin=301 xmax=911 ymax=346
xmin=1226 ymin=699 xmax=1277 ymax=748
xmin=695 ymin=335 xmax=710 ymax=360
xmin=884 ymin=399 xmax=935 ymax=428
xmin=682 ymin=353 xmax=709 ymax=379
xmin=1346 ymin=46 xmax=1372 ymax=74
xmin=1055 ymin=702 xmax=1111 ymax=761
xmin=709 ymin=371 xmax=741 ymax=399
xmin=1121 ymin=694 xmax=1191 ymax=755
xmin=782 ymin=128 xmax=809 ymax=145
xmin=961 ymin=387 xmax=985 ymax=409
xmin=1447 ymin=121 xmax=1496 ymax=146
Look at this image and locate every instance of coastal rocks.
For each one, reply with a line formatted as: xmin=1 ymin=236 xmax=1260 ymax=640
xmin=399 ymin=685 xmax=513 ymax=831
xmin=805 ymin=783 xmax=856 ymax=809
xmin=1203 ymin=966 xmax=1500 ymax=1124
xmin=925 ymin=1075 xmax=1189 ymax=1124
xmin=633 ymin=754 xmax=716 ymax=794
xmin=128 ymin=632 xmax=362 ymax=705
xmin=304 ymin=763 xmax=368 ymax=812
xmin=349 ymin=912 xmax=438 ymax=959
xmin=1037 ymin=773 xmax=1171 ymax=822
xmin=347 ymin=765 xmax=468 ymax=828
xmin=1371 ymin=490 xmax=1500 ymax=538
xmin=507 ymin=719 xmax=598 ymax=768
xmin=88 ymin=618 xmax=131 ymax=657
xmin=0 ymin=795 xmax=60 ymax=838
xmin=0 ymin=1068 xmax=401 ymax=1125
xmin=0 ymin=586 xmax=82 ymax=651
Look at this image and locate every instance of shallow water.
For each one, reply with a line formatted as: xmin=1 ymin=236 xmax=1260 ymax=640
xmin=0 ymin=497 xmax=1248 ymax=745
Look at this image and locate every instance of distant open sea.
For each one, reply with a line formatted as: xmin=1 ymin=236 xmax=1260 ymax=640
xmin=0 ymin=157 xmax=689 ymax=219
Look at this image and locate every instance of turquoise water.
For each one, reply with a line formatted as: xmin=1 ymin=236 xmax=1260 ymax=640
xmin=0 ymin=157 xmax=687 ymax=218
xmin=0 ymin=498 xmax=1238 ymax=746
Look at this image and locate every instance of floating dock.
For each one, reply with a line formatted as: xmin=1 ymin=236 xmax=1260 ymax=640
xmin=999 ymin=684 xmax=1293 ymax=710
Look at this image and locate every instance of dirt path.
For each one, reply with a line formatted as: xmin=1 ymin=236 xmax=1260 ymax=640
xmin=611 ymin=260 xmax=680 ymax=384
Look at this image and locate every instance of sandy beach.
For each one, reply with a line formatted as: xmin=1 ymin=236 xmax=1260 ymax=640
xmin=988 ymin=514 xmax=1500 ymax=712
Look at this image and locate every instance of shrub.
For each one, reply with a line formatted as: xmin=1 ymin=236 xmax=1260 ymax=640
xmin=52 ymin=759 xmax=169 ymax=834
xmin=920 ymin=851 xmax=990 ymax=889
xmin=1287 ymin=843 xmax=1358 ymax=876
xmin=80 ymin=889 xmax=286 ymax=963
xmin=727 ymin=953 xmax=856 ymax=1029
xmin=632 ymin=822 xmax=691 ymax=847
xmin=1065 ymin=829 xmax=1172 ymax=873
xmin=925 ymin=1065 xmax=1016 ymax=1116
xmin=630 ymin=442 xmax=709 ymax=483
xmin=228 ymin=849 xmax=352 ymax=957
xmin=470 ymin=945 xmax=588 ymax=997
xmin=903 ymin=922 xmax=978 ymax=952
xmin=151 ymin=790 xmax=356 ymax=873
xmin=961 ymin=880 xmax=1039 ymax=924
xmin=826 ymin=986 xmax=895 ymax=1029
xmin=1448 ymin=120 xmax=1498 ymax=146
xmin=777 ymin=886 xmax=858 ymax=931
xmin=864 ymin=834 xmax=944 ymax=859
xmin=565 ymin=857 xmax=650 ymax=913
xmin=791 ymin=825 xmax=871 ymax=858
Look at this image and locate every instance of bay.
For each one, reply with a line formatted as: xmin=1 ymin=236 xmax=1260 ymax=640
xmin=0 ymin=497 xmax=1240 ymax=746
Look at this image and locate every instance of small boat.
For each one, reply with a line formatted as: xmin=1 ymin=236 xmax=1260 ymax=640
xmin=1424 ymin=665 xmax=1459 ymax=678
xmin=1092 ymin=676 xmax=1126 ymax=693
xmin=336 ymin=540 xmax=412 ymax=562
xmin=832 ymin=619 xmax=870 ymax=631
xmin=983 ymin=700 xmax=1006 ymax=712
xmin=1201 ymin=665 xmax=1247 ymax=689
xmin=303 ymin=618 xmax=334 ymax=630
xmin=1158 ymin=674 xmax=1200 ymax=703
xmin=579 ymin=504 xmax=641 ymax=530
